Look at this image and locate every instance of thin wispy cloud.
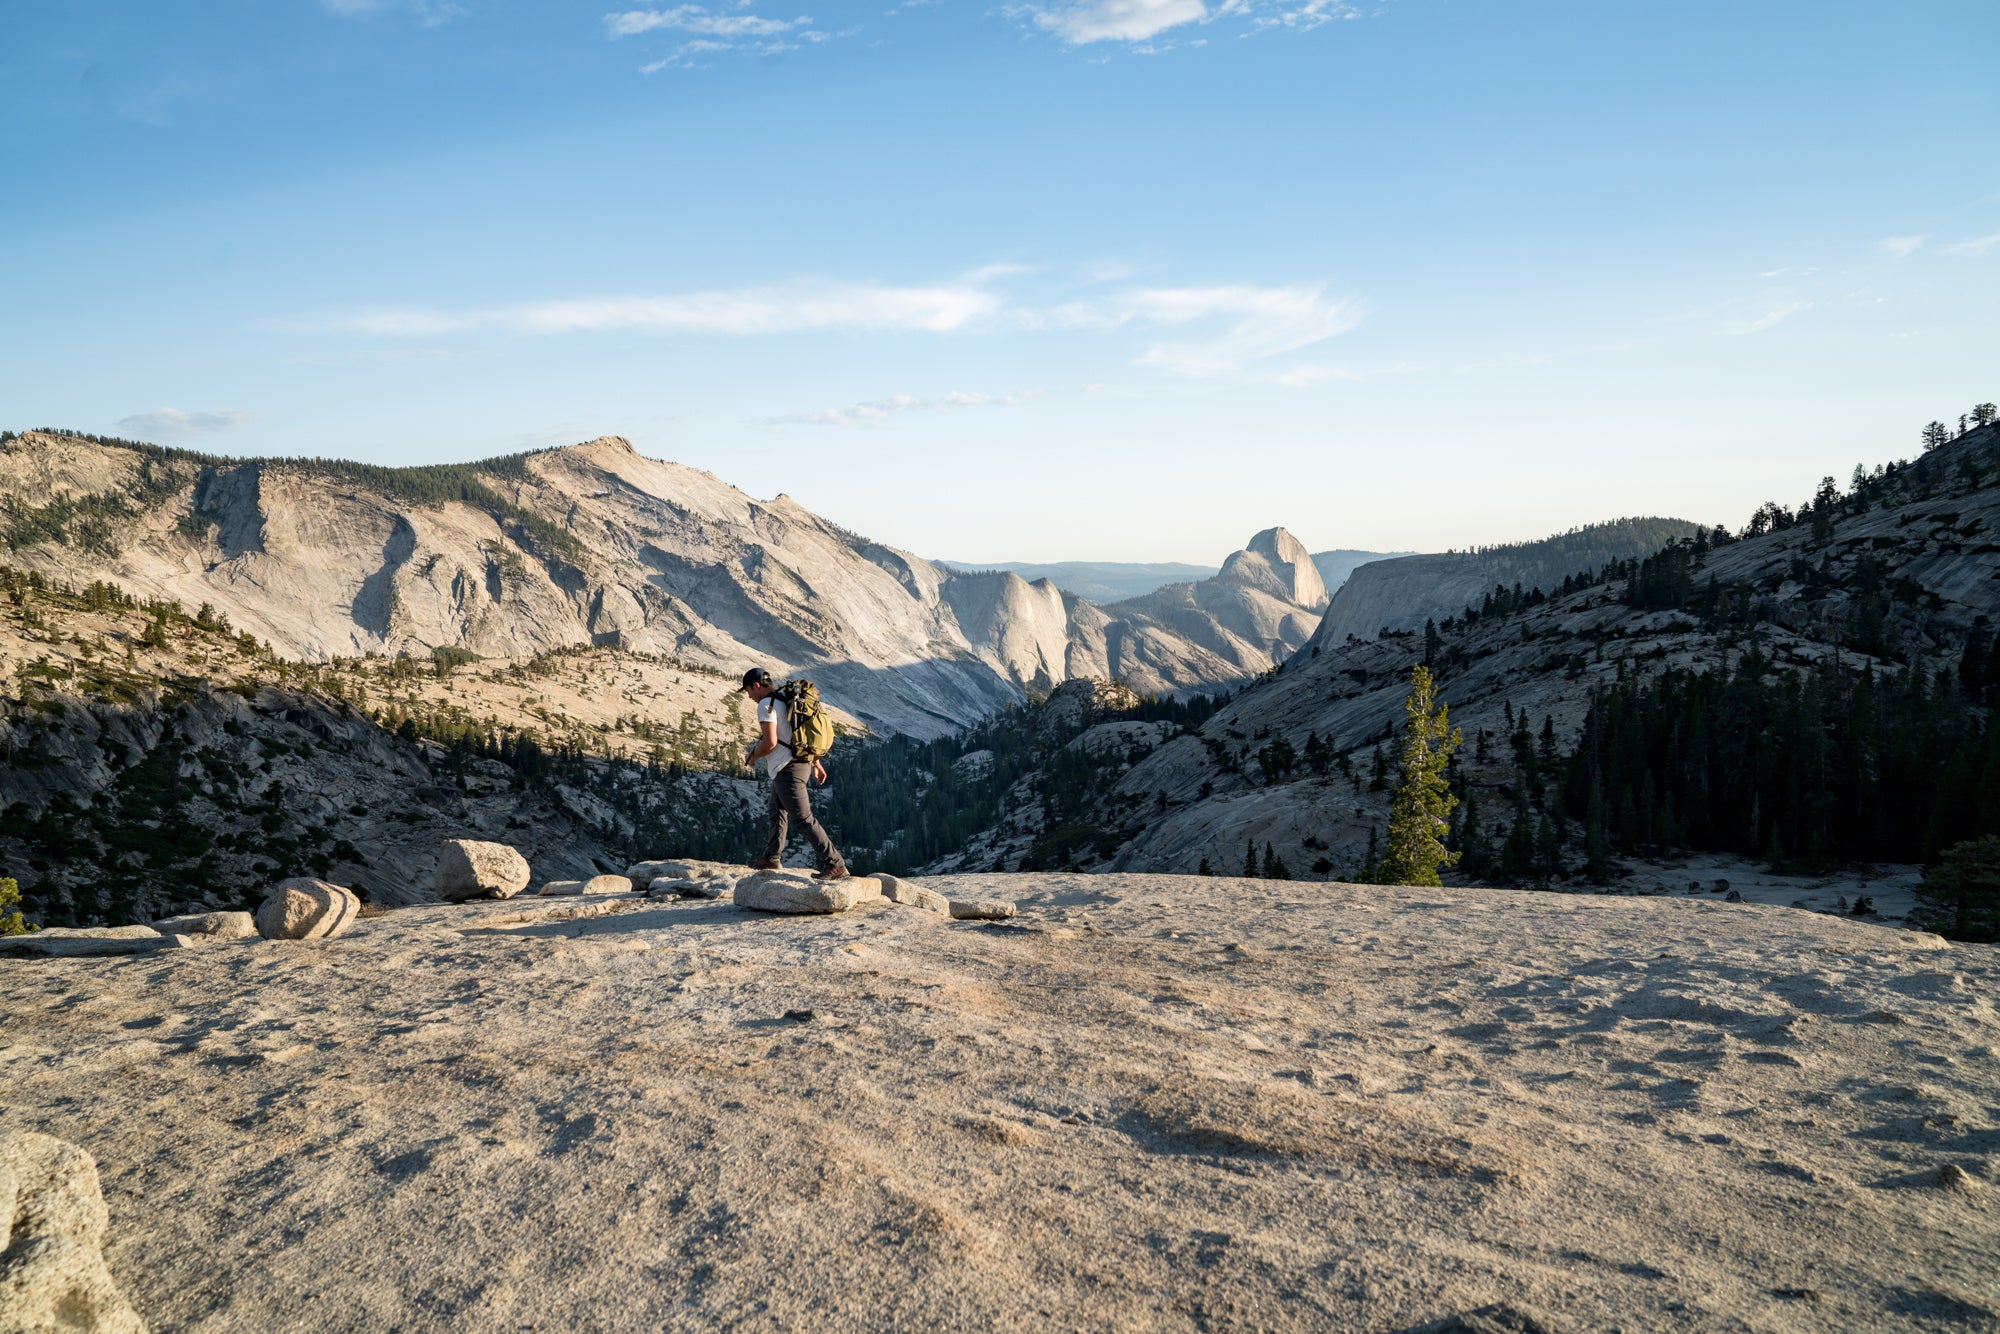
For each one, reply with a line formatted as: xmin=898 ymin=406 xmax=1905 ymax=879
xmin=606 ymin=6 xmax=813 ymax=38
xmin=306 ymin=273 xmax=1364 ymax=376
xmin=1038 ymin=284 xmax=1364 ymax=374
xmin=116 ymin=408 xmax=256 ymax=437
xmin=1014 ymin=0 xmax=1355 ymax=45
xmin=317 ymin=0 xmax=464 ymax=25
xmin=1720 ymin=299 xmax=1811 ymax=336
xmin=1882 ymin=234 xmax=1929 ymax=258
xmin=606 ymin=5 xmax=840 ymax=66
xmin=321 ymin=282 xmax=1002 ymax=337
xmin=1269 ymin=360 xmax=1417 ymax=388
xmin=773 ymin=389 xmax=1038 ymax=427
xmin=1943 ymin=233 xmax=2000 ymax=256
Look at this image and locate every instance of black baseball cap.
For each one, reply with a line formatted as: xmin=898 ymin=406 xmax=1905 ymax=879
xmin=738 ymin=667 xmax=772 ymax=692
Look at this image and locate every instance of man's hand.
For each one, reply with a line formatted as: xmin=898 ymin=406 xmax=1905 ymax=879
xmin=812 ymin=760 xmax=828 ymax=785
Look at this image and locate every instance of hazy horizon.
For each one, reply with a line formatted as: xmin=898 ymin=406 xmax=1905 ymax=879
xmin=3 ymin=0 xmax=1994 ymax=564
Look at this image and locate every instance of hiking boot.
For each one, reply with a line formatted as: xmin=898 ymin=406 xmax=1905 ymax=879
xmin=814 ymin=865 xmax=850 ymax=881
xmin=747 ymin=857 xmax=781 ymax=871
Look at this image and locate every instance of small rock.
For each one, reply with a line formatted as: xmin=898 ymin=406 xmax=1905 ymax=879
xmin=0 ymin=926 xmax=168 ymax=959
xmin=880 ymin=875 xmax=949 ymax=914
xmin=435 ymin=839 xmax=532 ymax=902
xmin=1412 ymin=1303 xmax=1557 ymax=1334
xmin=0 ymin=1131 xmax=147 ymax=1334
xmin=537 ymin=880 xmax=587 ymax=897
xmin=1724 ymin=889 xmax=1743 ymax=902
xmin=150 ymin=911 xmax=257 ymax=939
xmin=650 ymin=876 xmax=730 ymax=900
xmin=735 ymin=871 xmax=881 ymax=915
xmin=949 ymin=899 xmax=1016 ymax=921
xmin=254 ymin=878 xmax=361 ymax=940
xmin=1936 ymin=1163 xmax=1981 ymax=1193
xmin=784 ymin=1008 xmax=817 ymax=1023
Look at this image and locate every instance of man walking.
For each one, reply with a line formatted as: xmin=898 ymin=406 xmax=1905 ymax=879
xmin=739 ymin=667 xmax=849 ymax=879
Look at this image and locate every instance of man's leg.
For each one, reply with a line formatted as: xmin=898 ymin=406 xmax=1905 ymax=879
xmin=775 ymin=762 xmax=845 ymax=872
xmin=761 ymin=779 xmax=789 ymax=864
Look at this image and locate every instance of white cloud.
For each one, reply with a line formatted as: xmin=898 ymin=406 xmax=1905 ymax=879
xmin=308 ymin=273 xmax=1363 ymax=378
xmin=1882 ymin=234 xmax=1929 ymax=258
xmin=1051 ymin=284 xmax=1364 ymax=374
xmin=1029 ymin=0 xmax=1206 ymax=43
xmin=1720 ymin=299 xmax=1811 ymax=336
xmin=1248 ymin=0 xmax=1355 ymax=31
xmin=324 ymin=281 xmax=1002 ymax=337
xmin=317 ymin=0 xmax=463 ymax=24
xmin=1016 ymin=0 xmax=1355 ymax=45
xmin=116 ymin=408 xmax=256 ymax=438
xmin=1943 ymin=232 xmax=2000 ymax=256
xmin=606 ymin=6 xmax=813 ymax=38
xmin=773 ymin=389 xmax=1036 ymax=427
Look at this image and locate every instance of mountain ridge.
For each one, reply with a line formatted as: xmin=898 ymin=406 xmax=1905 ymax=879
xmin=0 ymin=429 xmax=1330 ymax=738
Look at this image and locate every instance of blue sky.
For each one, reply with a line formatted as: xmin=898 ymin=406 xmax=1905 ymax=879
xmin=3 ymin=0 xmax=1996 ymax=565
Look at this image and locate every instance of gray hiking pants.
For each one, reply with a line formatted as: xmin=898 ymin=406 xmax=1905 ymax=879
xmin=763 ymin=760 xmax=844 ymax=870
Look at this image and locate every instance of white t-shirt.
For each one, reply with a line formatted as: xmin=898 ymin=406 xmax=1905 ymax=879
xmin=756 ymin=694 xmax=794 ymax=778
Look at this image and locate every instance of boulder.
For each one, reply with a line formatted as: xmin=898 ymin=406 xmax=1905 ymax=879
xmin=735 ymin=872 xmax=883 ymax=915
xmin=879 ymin=875 xmax=949 ymax=914
xmin=254 ymin=879 xmax=361 ymax=940
xmin=949 ymin=899 xmax=1017 ymax=921
xmin=0 ymin=927 xmax=169 ymax=959
xmin=649 ymin=877 xmax=732 ymax=900
xmin=149 ymin=911 xmax=256 ymax=940
xmin=0 ymin=1131 xmax=146 ymax=1334
xmin=538 ymin=874 xmax=633 ymax=897
xmin=435 ymin=840 xmax=531 ymax=902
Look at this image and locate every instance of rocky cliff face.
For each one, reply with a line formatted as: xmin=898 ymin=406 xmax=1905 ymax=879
xmin=1107 ymin=526 xmax=1329 ymax=674
xmin=856 ymin=427 xmax=2000 ymax=889
xmin=0 ymin=432 xmax=1322 ymax=738
xmin=1301 ymin=517 xmax=1706 ymax=653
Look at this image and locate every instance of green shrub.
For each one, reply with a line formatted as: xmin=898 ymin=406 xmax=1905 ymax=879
xmin=0 ymin=876 xmax=33 ymax=935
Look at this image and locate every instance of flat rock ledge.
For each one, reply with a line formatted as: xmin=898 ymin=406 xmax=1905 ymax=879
xmin=536 ymin=875 xmax=634 ymax=897
xmin=0 ymin=1131 xmax=146 ymax=1334
xmin=649 ymin=876 xmax=734 ymax=900
xmin=734 ymin=872 xmax=885 ymax=915
xmin=435 ymin=839 xmax=531 ymax=902
xmin=0 ymin=927 xmax=173 ymax=959
xmin=626 ymin=858 xmax=744 ymax=884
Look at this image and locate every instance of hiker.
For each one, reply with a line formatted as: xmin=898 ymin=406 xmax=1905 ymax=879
xmin=739 ymin=667 xmax=849 ymax=880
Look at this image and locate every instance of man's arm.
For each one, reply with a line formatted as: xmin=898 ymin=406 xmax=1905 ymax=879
xmin=746 ymin=720 xmax=780 ymax=767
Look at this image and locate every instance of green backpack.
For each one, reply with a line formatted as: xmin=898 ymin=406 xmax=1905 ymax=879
xmin=776 ymin=679 xmax=837 ymax=764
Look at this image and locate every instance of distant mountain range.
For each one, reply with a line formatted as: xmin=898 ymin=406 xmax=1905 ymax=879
xmin=0 ymin=431 xmax=1334 ymax=737
xmin=943 ymin=548 xmax=1415 ymax=603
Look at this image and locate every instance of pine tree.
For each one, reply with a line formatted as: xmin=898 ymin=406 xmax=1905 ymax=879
xmin=1262 ymin=843 xmax=1292 ymax=879
xmin=1375 ymin=665 xmax=1463 ymax=886
xmin=1243 ymin=839 xmax=1258 ymax=878
xmin=1197 ymin=856 xmax=1213 ymax=876
xmin=1922 ymin=421 xmax=1951 ymax=452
